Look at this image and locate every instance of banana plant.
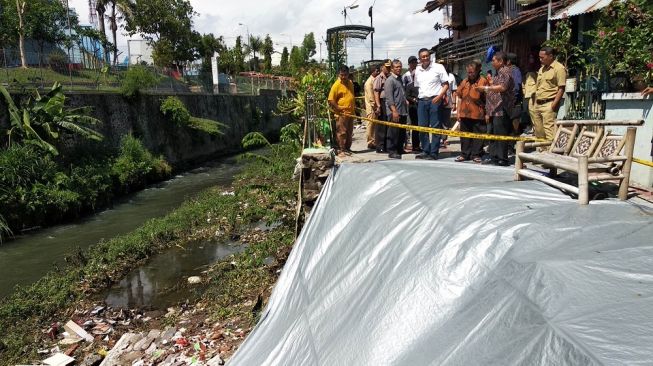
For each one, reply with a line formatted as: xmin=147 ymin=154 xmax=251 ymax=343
xmin=1 ymin=82 xmax=103 ymax=155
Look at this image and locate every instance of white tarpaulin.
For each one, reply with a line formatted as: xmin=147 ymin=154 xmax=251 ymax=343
xmin=229 ymin=161 xmax=653 ymax=365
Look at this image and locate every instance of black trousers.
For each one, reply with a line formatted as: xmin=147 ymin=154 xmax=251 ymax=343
xmin=408 ymin=106 xmax=420 ymax=149
xmin=387 ymin=115 xmax=407 ymax=154
xmin=489 ymin=113 xmax=512 ymax=161
xmin=459 ymin=118 xmax=485 ymax=158
xmin=375 ymin=98 xmax=387 ymax=151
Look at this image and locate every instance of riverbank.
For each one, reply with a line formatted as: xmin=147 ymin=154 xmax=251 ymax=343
xmin=0 ymin=137 xmax=300 ymax=365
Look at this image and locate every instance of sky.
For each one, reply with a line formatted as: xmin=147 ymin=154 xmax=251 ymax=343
xmin=68 ymin=0 xmax=448 ymax=66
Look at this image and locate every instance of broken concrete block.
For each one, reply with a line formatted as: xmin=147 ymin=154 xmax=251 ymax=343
xmin=43 ymin=353 xmax=75 ymax=366
xmin=63 ymin=320 xmax=94 ymax=343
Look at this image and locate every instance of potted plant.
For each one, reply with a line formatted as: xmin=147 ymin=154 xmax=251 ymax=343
xmin=586 ymin=0 xmax=653 ymax=92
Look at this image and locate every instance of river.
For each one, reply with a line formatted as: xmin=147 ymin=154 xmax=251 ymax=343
xmin=0 ymin=157 xmax=243 ymax=299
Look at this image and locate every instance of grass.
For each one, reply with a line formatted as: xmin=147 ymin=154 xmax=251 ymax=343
xmin=0 ymin=140 xmax=299 ymax=365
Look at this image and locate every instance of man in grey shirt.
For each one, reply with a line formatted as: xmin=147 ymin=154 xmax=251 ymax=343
xmin=384 ymin=59 xmax=408 ymax=159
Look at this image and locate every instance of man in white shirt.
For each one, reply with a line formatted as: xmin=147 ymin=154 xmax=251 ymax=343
xmin=414 ymin=48 xmax=449 ymax=160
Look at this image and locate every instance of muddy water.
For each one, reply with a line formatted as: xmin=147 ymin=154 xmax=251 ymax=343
xmin=103 ymin=240 xmax=246 ymax=309
xmin=0 ymin=158 xmax=242 ymax=299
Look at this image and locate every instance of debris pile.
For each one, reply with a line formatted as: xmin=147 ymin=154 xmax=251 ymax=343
xmin=34 ymin=303 xmax=250 ymax=366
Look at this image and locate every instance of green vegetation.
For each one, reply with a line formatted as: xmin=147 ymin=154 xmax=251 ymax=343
xmin=0 ymin=132 xmax=300 ymax=364
xmin=0 ymin=136 xmax=171 ymax=239
xmin=119 ymin=65 xmax=160 ymax=97
xmin=1 ymin=82 xmax=103 ymax=155
xmin=160 ymin=96 xmax=225 ymax=135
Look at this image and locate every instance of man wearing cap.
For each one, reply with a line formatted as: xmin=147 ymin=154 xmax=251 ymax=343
xmin=328 ymin=65 xmax=356 ymax=157
xmin=530 ymin=46 xmax=566 ymax=141
xmin=414 ymin=48 xmax=449 ymax=160
xmin=364 ymin=64 xmax=380 ymax=149
xmin=385 ymin=59 xmax=408 ymax=159
xmin=373 ymin=60 xmax=391 ymax=153
xmin=403 ymin=55 xmax=420 ymax=152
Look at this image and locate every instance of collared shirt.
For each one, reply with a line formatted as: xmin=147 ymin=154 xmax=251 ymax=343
xmin=384 ymin=73 xmax=408 ymax=116
xmin=328 ymin=78 xmax=355 ymax=114
xmin=414 ymin=61 xmax=449 ymax=98
xmin=443 ymin=72 xmax=458 ymax=109
xmin=510 ymin=65 xmax=523 ymax=100
xmin=364 ymin=75 xmax=376 ymax=115
xmin=535 ymin=60 xmax=566 ymax=100
xmin=485 ymin=65 xmax=515 ymax=117
xmin=523 ymin=71 xmax=537 ymax=99
xmin=402 ymin=70 xmax=414 ymax=86
xmin=457 ymin=75 xmax=489 ymax=120
xmin=373 ymin=72 xmax=388 ymax=99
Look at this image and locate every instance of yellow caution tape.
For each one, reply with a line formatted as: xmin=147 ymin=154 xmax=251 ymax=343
xmin=340 ymin=112 xmax=548 ymax=143
xmin=633 ymin=158 xmax=653 ymax=168
xmin=337 ymin=112 xmax=653 ymax=168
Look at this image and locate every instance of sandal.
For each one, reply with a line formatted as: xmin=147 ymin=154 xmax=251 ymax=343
xmin=472 ymin=156 xmax=482 ymax=164
xmin=455 ymin=155 xmax=467 ymax=162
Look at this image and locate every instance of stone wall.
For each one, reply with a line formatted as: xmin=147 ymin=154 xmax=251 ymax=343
xmin=0 ymin=91 xmax=289 ymax=166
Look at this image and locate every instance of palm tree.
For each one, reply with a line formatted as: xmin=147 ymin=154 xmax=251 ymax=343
xmin=247 ymin=35 xmax=263 ymax=71
xmin=95 ymin=0 xmax=110 ymax=63
xmin=107 ymin=0 xmax=133 ymax=65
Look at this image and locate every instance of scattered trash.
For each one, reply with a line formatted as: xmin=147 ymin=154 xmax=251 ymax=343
xmin=42 ymin=352 xmax=75 ymax=366
xmin=187 ymin=276 xmax=202 ymax=284
xmin=63 ymin=320 xmax=94 ymax=342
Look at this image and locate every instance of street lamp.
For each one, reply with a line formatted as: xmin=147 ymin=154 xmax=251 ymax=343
xmin=342 ymin=2 xmax=359 ymax=25
xmin=238 ymin=22 xmax=250 ymax=46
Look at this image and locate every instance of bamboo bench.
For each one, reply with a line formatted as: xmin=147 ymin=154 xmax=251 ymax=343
xmin=514 ymin=120 xmax=644 ymax=204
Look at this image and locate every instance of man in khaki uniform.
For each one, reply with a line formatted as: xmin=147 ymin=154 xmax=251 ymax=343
xmin=530 ymin=46 xmax=566 ymax=141
xmin=364 ymin=64 xmax=380 ymax=149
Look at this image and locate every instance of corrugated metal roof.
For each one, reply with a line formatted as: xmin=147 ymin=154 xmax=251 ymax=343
xmin=550 ymin=0 xmax=613 ymax=20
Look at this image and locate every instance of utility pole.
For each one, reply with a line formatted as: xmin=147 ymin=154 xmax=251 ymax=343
xmin=546 ymin=0 xmax=552 ymax=40
xmin=369 ymin=6 xmax=374 ymax=60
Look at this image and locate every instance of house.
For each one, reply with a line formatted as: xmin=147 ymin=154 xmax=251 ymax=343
xmin=420 ymin=0 xmax=569 ymax=77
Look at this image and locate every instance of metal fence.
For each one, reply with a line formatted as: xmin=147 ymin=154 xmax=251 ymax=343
xmin=1 ymin=48 xmax=293 ymax=96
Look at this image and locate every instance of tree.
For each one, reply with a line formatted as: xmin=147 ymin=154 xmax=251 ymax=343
xmin=16 ymin=0 xmax=27 ymax=68
xmin=107 ymin=0 xmax=133 ymax=65
xmin=27 ymin=0 xmax=75 ymax=64
xmin=279 ymin=46 xmax=289 ymax=74
xmin=0 ymin=0 xmax=18 ymax=49
xmin=233 ymin=36 xmax=245 ymax=73
xmin=262 ymin=34 xmax=273 ymax=73
xmin=95 ymin=0 xmax=110 ymax=63
xmin=289 ymin=45 xmax=303 ymax=74
xmin=301 ymin=32 xmax=316 ymax=62
xmin=125 ymin=0 xmax=198 ymax=68
xmin=247 ymin=35 xmax=263 ymax=71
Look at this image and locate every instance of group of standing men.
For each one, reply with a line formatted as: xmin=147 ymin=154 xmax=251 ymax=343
xmin=328 ymin=45 xmax=567 ymax=163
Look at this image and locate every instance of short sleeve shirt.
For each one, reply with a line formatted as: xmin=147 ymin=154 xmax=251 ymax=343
xmin=485 ymin=66 xmax=515 ymax=117
xmin=364 ymin=75 xmax=376 ymax=114
xmin=384 ymin=73 xmax=408 ymax=116
xmin=373 ymin=72 xmax=387 ymax=99
xmin=328 ymin=78 xmax=355 ymax=114
xmin=414 ymin=62 xmax=449 ymax=98
xmin=457 ymin=76 xmax=489 ymax=120
xmin=535 ymin=60 xmax=566 ymax=100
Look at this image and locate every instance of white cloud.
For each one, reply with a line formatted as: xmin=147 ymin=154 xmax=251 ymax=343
xmin=68 ymin=0 xmax=447 ymax=66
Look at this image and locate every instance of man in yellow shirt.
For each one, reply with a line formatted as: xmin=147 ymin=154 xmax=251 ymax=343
xmin=328 ymin=65 xmax=356 ymax=156
xmin=530 ymin=46 xmax=566 ymax=141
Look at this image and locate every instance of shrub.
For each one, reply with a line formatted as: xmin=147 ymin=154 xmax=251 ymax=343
xmin=160 ymin=96 xmax=191 ymax=125
xmin=111 ymin=134 xmax=171 ymax=188
xmin=120 ymin=65 xmax=159 ymax=98
xmin=160 ymin=96 xmax=225 ymax=136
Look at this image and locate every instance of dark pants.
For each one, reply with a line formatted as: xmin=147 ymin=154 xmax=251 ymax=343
xmin=439 ymin=107 xmax=453 ymax=142
xmin=387 ymin=115 xmax=407 ymax=154
xmin=459 ymin=118 xmax=485 ymax=159
xmin=408 ymin=106 xmax=420 ymax=149
xmin=488 ymin=113 xmax=512 ymax=162
xmin=375 ymin=98 xmax=387 ymax=151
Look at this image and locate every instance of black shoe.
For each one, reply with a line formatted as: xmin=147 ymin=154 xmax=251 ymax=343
xmin=415 ymin=153 xmax=429 ymax=160
xmin=376 ymin=149 xmax=387 ymax=153
xmin=388 ymin=153 xmax=402 ymax=159
xmin=496 ymin=159 xmax=510 ymax=166
xmin=481 ymin=157 xmax=494 ymax=165
xmin=428 ymin=154 xmax=438 ymax=160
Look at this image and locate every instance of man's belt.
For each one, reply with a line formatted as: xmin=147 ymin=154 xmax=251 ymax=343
xmin=418 ymin=96 xmax=435 ymax=101
xmin=535 ymin=98 xmax=555 ymax=105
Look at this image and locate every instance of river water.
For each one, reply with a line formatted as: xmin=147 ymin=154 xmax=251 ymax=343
xmin=0 ymin=158 xmax=243 ymax=299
